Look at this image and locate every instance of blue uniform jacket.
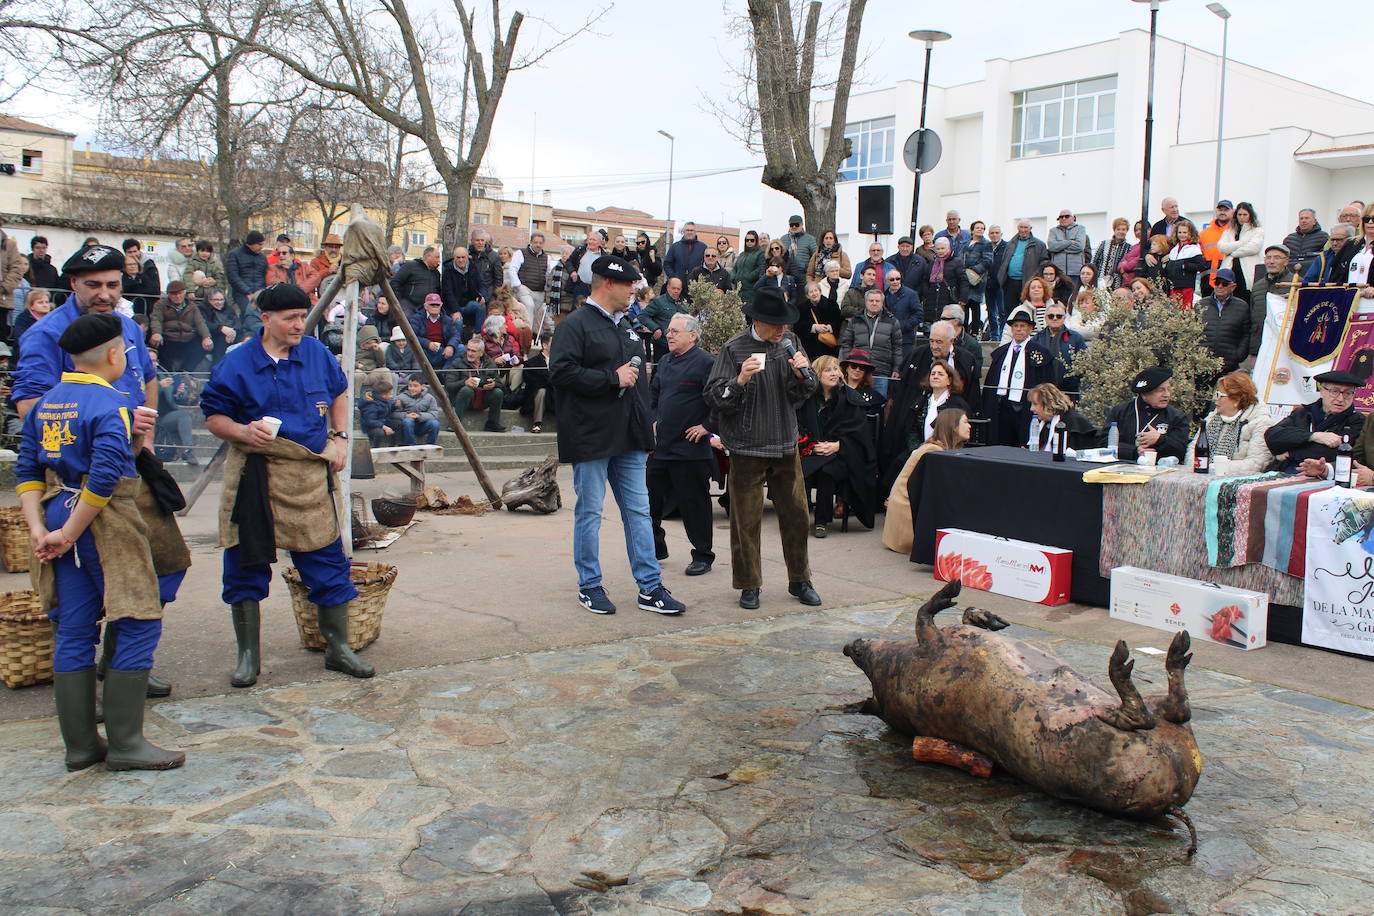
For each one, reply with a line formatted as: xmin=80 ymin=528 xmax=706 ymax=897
xmin=200 ymin=333 xmax=348 ymax=454
xmin=12 ymin=301 xmax=155 ymax=408
xmin=16 ymin=372 xmax=136 ymax=506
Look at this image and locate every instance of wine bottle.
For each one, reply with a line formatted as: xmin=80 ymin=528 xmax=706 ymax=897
xmin=1193 ymin=422 xmax=1210 ymax=474
xmin=1052 ymin=425 xmax=1067 ymax=462
xmin=1336 ymin=434 xmax=1354 ymax=487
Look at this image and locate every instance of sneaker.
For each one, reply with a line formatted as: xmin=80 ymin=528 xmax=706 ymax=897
xmin=637 ymin=585 xmax=685 ymax=615
xmin=578 ymin=586 xmax=616 ymax=615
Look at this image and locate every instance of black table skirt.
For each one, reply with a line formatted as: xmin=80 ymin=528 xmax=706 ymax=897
xmin=909 ymin=446 xmax=1111 ymax=606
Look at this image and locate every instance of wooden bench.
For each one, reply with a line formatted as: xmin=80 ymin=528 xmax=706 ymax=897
xmin=369 ymin=445 xmax=444 ymax=493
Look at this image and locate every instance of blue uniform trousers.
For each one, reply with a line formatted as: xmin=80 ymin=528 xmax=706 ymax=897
xmin=45 ymin=498 xmax=162 ymax=672
xmin=221 ymin=537 xmax=358 ymax=607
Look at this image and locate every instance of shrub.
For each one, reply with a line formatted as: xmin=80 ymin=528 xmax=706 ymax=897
xmin=689 ymin=278 xmax=746 ymax=353
xmin=1072 ymin=287 xmax=1222 ymax=424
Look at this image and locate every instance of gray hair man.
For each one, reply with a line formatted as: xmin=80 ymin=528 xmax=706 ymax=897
xmin=941 ymin=304 xmax=983 ymax=383
xmin=508 ymin=231 xmax=554 ymax=337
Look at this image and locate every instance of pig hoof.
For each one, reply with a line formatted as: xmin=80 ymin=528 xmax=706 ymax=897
xmin=962 ymin=608 xmax=1010 ymax=631
xmin=912 ymin=736 xmax=993 ymax=778
xmin=1097 ymin=641 xmax=1157 ymax=731
xmin=1160 ymin=631 xmax=1193 ymax=724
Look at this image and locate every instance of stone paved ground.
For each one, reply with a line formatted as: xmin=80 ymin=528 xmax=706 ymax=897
xmin=3 ymin=599 xmax=1374 ymax=916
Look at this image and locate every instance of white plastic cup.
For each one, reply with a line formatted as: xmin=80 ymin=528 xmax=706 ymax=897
xmin=134 ymin=406 xmax=158 ymax=418
xmin=260 ymin=416 xmax=282 ymax=439
xmin=751 ymin=352 xmax=766 ymax=370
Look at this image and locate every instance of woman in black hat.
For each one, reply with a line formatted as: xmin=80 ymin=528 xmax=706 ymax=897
xmin=1097 ymin=366 xmax=1191 ymax=462
xmin=796 ymin=356 xmax=877 ymax=537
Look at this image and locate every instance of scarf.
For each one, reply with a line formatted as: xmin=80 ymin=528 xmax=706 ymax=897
xmin=929 ymin=256 xmax=948 ymax=284
xmin=1205 ymin=410 xmax=1246 ymax=461
xmin=818 ymin=243 xmax=839 ymax=262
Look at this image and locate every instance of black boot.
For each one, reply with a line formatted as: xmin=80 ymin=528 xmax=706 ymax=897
xmin=53 ymin=668 xmax=106 ymax=771
xmin=230 ymin=600 xmax=261 ymax=688
xmin=103 ymin=669 xmax=185 ymax=771
xmin=317 ymin=603 xmax=374 ymax=679
xmin=98 ymin=621 xmax=172 ymax=698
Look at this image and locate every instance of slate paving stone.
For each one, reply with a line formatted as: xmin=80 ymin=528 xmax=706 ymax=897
xmin=3 ymin=601 xmax=1373 ymax=915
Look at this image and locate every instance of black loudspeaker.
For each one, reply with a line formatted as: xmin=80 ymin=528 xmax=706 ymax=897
xmin=857 ymin=185 xmax=893 ymax=236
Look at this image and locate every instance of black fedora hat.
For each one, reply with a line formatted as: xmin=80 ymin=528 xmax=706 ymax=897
xmin=743 ymin=284 xmax=799 ymax=326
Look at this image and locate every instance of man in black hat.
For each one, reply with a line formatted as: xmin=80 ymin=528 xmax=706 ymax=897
xmin=1098 ymin=367 xmax=1190 ymax=462
xmin=704 ymin=285 xmax=821 ymax=610
xmin=1265 ymin=370 xmax=1364 ymax=476
xmin=981 ymin=306 xmax=1054 ymax=447
xmin=549 ymin=255 xmax=686 ymax=617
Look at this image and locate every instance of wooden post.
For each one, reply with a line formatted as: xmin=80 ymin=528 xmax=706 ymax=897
xmin=376 ymin=280 xmax=504 ymax=507
xmin=338 ymin=280 xmax=361 ymax=556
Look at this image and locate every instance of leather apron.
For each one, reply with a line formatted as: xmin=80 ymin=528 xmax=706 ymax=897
xmin=217 ymin=437 xmax=341 ymax=552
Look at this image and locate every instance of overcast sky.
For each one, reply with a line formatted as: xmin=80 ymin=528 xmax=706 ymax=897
xmin=14 ymin=0 xmax=1359 ymax=228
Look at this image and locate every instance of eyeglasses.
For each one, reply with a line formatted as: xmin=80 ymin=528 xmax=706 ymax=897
xmin=1213 ymin=390 xmax=1232 ymax=400
xmin=1058 ymin=215 xmax=1072 ymax=220
xmin=1046 ymin=313 xmax=1066 ymax=319
xmin=1363 ymin=216 xmax=1374 ymax=224
xmin=1323 ymin=387 xmax=1356 ymax=399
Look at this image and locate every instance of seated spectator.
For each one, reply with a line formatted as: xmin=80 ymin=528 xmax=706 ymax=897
xmin=1067 ymin=286 xmax=1105 ymax=340
xmin=366 ymin=294 xmax=401 ymax=340
xmin=122 ymin=253 xmax=158 ymax=315
xmin=153 ymin=369 xmax=199 ymax=465
xmin=939 ymin=305 xmax=983 ymax=389
xmin=1075 ymin=263 xmax=1100 ymax=299
xmin=639 ymin=277 xmax=689 ymax=359
xmin=1097 ymin=367 xmax=1190 ymax=463
xmin=393 ymin=377 xmax=441 ymax=446
xmin=796 ymin=356 xmax=877 ymax=537
xmin=150 ymin=281 xmax=213 ymax=371
xmin=1306 ymin=222 xmax=1355 ymax=283
xmin=755 ymin=255 xmax=797 ymax=308
xmin=806 ymin=230 xmax=852 ymax=283
xmin=354 ymin=324 xmax=392 ymax=392
xmin=1265 ymin=369 xmax=1363 ymax=476
xmin=796 ymin=281 xmax=841 ymax=359
xmin=1163 ymin=219 xmax=1206 ymax=306
xmin=818 ymin=260 xmax=847 ymax=314
xmin=183 ymin=239 xmax=228 ymax=303
xmin=13 ymin=288 xmax=51 ymax=353
xmin=1184 ymin=371 xmax=1274 ymax=475
xmin=385 ymin=325 xmax=420 ymax=382
xmin=882 ymin=407 xmax=969 ymax=554
xmin=444 ymin=336 xmax=506 ymax=433
xmin=515 ymin=333 xmax=553 ymax=434
xmin=841 ymin=264 xmax=878 ymax=318
xmin=359 ymin=378 xmax=398 ymax=447
xmin=264 ymin=241 xmax=317 ymax=291
xmin=839 ymin=288 xmax=901 ymax=398
xmin=482 ymin=314 xmax=523 ymax=389
xmin=1034 ymin=303 xmax=1087 ymax=393
xmin=763 ymin=238 xmax=791 ymax=279
xmin=1025 ymin=383 xmax=1096 ymax=452
xmin=410 ymin=293 xmax=461 ymax=368
xmin=200 ymin=288 xmax=241 ymax=366
xmin=1038 ymin=263 xmax=1073 ymax=306
xmin=840 ymin=349 xmax=886 ymax=443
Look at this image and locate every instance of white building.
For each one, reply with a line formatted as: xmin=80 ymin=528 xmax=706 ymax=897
xmin=748 ymin=30 xmax=1374 ymax=255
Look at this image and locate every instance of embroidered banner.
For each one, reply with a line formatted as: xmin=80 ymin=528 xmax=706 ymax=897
xmin=1287 ymin=285 xmax=1358 ymax=365
xmin=1332 ymin=310 xmax=1374 ymax=414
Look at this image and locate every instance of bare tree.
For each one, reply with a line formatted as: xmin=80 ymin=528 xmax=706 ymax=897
xmin=723 ymin=0 xmax=866 ymax=233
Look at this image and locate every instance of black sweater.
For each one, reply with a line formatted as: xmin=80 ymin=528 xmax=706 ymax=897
xmin=650 ymin=344 xmax=716 ymax=461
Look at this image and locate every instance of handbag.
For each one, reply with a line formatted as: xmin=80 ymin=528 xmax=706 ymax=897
xmin=811 ymin=308 xmax=838 ymax=348
xmin=965 ymin=268 xmax=982 ymax=286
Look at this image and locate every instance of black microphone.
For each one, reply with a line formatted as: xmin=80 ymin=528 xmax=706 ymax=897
xmin=781 ymin=339 xmax=811 ymax=379
xmin=619 ymin=355 xmax=642 ymax=398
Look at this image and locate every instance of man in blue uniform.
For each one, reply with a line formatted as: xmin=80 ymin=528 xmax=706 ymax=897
xmin=200 ymin=282 xmax=374 ymax=686
xmin=17 ymin=313 xmax=185 ymax=771
xmin=13 ymin=244 xmax=183 ymax=699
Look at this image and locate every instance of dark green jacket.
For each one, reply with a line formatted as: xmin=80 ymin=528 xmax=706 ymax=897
xmin=731 ymin=248 xmax=768 ymax=304
xmin=639 ymin=293 xmax=689 ymax=333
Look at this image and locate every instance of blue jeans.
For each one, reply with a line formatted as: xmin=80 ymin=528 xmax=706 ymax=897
xmin=572 ymin=451 xmax=661 ymax=592
xmin=872 ymin=375 xmax=890 ymax=398
xmin=457 ymin=301 xmax=484 ymax=341
xmin=400 ymin=417 xmax=439 ymax=445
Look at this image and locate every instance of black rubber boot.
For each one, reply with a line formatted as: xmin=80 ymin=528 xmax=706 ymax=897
xmin=98 ymin=621 xmax=172 ymax=697
xmin=53 ymin=668 xmax=106 ymax=771
xmin=103 ymin=669 xmax=185 ymax=771
xmin=230 ymin=600 xmax=261 ymax=688
xmin=317 ymin=604 xmax=374 ymax=679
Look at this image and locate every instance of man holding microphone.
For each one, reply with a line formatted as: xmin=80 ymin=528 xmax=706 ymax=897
xmin=704 ymin=285 xmax=822 ymax=610
xmin=550 ymin=255 xmax=686 ymax=617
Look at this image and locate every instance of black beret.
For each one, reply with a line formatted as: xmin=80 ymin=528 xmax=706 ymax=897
xmin=590 ymin=255 xmax=642 ymax=283
xmin=62 ymin=244 xmax=126 ymax=275
xmin=257 ymin=283 xmax=312 ymax=312
xmin=1132 ymin=366 xmax=1172 ymax=395
xmin=1314 ymin=370 xmax=1362 ymax=388
xmin=58 ymin=313 xmax=124 ymax=354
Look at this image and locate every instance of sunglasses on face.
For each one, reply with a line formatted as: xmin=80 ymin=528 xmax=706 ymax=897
xmin=1363 ymin=216 xmax=1374 ymax=223
xmin=1046 ymin=313 xmax=1066 ymax=319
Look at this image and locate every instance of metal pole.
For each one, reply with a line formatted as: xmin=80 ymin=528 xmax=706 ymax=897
xmin=658 ymin=130 xmax=675 ymax=231
xmin=909 ymin=41 xmax=935 ymax=241
xmin=1139 ymin=2 xmax=1160 ymax=254
xmin=1212 ymin=15 xmax=1229 ymax=206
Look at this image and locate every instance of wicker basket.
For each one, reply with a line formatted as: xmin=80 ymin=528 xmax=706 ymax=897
xmin=283 ymin=561 xmax=397 ymax=652
xmin=0 ymin=507 xmax=31 ymax=573
xmin=0 ymin=590 xmax=52 ymax=688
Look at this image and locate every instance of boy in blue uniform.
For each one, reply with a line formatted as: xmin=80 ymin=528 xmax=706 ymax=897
xmin=17 ymin=313 xmax=185 ymax=772
xmin=200 ymin=283 xmax=374 ymax=686
xmin=13 ymin=244 xmax=184 ymax=700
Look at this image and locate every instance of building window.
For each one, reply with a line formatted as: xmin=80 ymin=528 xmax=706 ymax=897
xmin=472 ymin=212 xmax=490 ymax=225
xmin=502 ymin=215 xmax=518 ymax=227
xmin=838 ymin=116 xmax=895 ymax=182
xmin=406 ymin=231 xmax=427 ymax=248
xmin=472 ymin=186 xmax=486 ymax=198
xmin=1011 ymin=75 xmax=1116 ymax=158
xmin=532 ymin=220 xmax=545 ymax=231
xmin=20 ymin=149 xmax=42 ymax=173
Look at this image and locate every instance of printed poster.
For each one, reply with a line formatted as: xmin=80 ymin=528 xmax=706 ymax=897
xmin=1302 ymin=488 xmax=1374 ymax=658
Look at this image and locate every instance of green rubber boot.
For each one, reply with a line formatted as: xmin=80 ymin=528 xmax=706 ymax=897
xmin=103 ymin=669 xmax=185 ymax=771
xmin=53 ymin=668 xmax=106 ymax=771
xmin=317 ymin=604 xmax=374 ymax=679
xmin=97 ymin=621 xmax=172 ymax=697
xmin=230 ymin=600 xmax=261 ymax=688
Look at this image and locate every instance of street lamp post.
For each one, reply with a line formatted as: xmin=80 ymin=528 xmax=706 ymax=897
xmin=906 ymin=29 xmax=951 ymax=240
xmin=657 ymin=129 xmax=675 ymax=235
xmin=1207 ymin=2 xmax=1231 ymax=206
xmin=1131 ymin=0 xmax=1169 ymax=249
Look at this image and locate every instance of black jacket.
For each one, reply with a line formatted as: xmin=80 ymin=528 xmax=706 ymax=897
xmin=549 ymin=301 xmax=651 ymax=464
xmin=1163 ymin=250 xmax=1207 ymax=297
xmin=1198 ymin=293 xmax=1252 ymax=372
xmin=394 ymin=259 xmax=442 ymax=314
xmin=441 ymin=260 xmax=488 ymax=317
xmin=650 ymin=344 xmax=715 ymax=461
xmin=469 ymin=246 xmax=504 ymax=296
xmin=1098 ymin=398 xmax=1190 ymax=462
xmin=879 ymin=346 xmax=977 ymax=487
xmin=981 ymin=339 xmax=1055 ymax=445
xmin=884 ymin=251 xmax=928 ymax=295
xmin=797 ymin=387 xmax=878 ymax=529
xmin=1264 ymin=401 xmax=1362 ymax=473
xmin=921 ymin=257 xmax=970 ymax=323
xmin=225 ymin=244 xmax=266 ymax=307
xmin=1282 ymin=224 xmax=1329 ymax=273
xmin=1029 ymin=408 xmax=1098 ymax=451
xmin=26 ymin=253 xmax=63 ymax=301
xmin=839 ymin=309 xmax=903 ymax=377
